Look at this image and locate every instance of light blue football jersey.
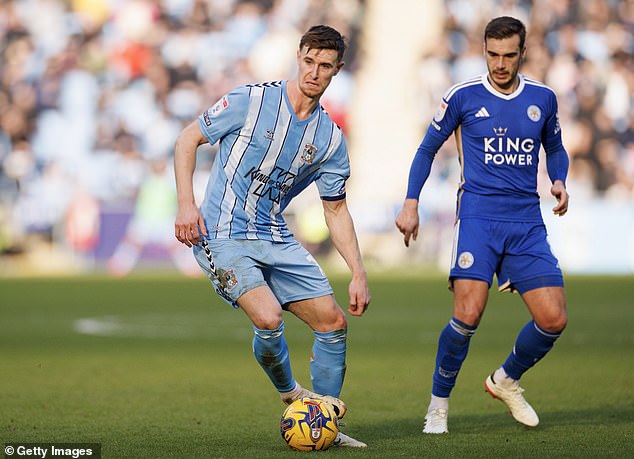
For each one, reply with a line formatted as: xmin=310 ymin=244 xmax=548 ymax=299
xmin=198 ymin=80 xmax=349 ymax=242
xmin=426 ymin=73 xmax=567 ymax=222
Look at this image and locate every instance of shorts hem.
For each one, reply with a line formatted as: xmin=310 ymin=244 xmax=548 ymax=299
xmin=233 ymin=280 xmax=269 ymax=303
xmin=280 ymin=290 xmax=334 ymax=308
xmin=449 ymin=274 xmax=492 ymax=290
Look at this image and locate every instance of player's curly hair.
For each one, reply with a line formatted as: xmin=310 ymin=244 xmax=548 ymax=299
xmin=299 ymin=25 xmax=347 ymax=62
xmin=484 ymin=16 xmax=526 ymax=50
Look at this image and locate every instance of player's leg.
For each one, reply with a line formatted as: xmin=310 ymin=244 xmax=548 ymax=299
xmin=424 ymin=218 xmax=498 ymax=434
xmin=236 ymin=285 xmax=297 ymax=394
xmin=287 ymin=294 xmax=348 ymax=398
xmin=424 ymin=279 xmax=488 ymax=433
xmin=266 ymin=241 xmax=364 ymax=447
xmin=287 ymin=295 xmax=367 ymax=447
xmin=264 ymin=240 xmax=348 ymax=399
xmin=435 ymin=279 xmax=488 ymax=395
xmin=193 ymin=239 xmax=297 ymax=394
xmin=485 ymin=222 xmax=566 ymax=426
xmin=485 ymin=285 xmax=565 ymax=427
xmin=503 ymin=285 xmax=567 ymax=379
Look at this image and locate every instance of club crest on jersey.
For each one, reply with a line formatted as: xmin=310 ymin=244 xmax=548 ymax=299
xmin=218 ymin=268 xmax=238 ymax=291
xmin=211 ymin=96 xmax=229 ymax=116
xmin=301 ymin=143 xmax=318 ymax=164
xmin=527 ymin=105 xmax=541 ymax=122
xmin=457 ymin=252 xmax=474 ymax=269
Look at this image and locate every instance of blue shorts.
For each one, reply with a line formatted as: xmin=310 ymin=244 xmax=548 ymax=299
xmin=449 ymin=218 xmax=563 ymax=294
xmin=193 ymin=238 xmax=333 ymax=308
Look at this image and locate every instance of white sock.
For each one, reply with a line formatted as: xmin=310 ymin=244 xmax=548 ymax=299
xmin=493 ymin=367 xmax=514 ymax=385
xmin=428 ymin=394 xmax=449 ymax=411
xmin=280 ymin=382 xmax=301 ymax=403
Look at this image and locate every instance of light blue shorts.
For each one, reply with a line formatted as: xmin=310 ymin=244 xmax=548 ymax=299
xmin=193 ymin=238 xmax=333 ymax=308
xmin=449 ymin=218 xmax=563 ymax=294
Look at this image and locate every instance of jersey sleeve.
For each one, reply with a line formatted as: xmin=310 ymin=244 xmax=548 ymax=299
xmin=542 ymin=91 xmax=569 ymax=184
xmin=198 ymin=86 xmax=250 ymax=145
xmin=405 ymin=91 xmax=462 ymax=199
xmin=316 ymin=132 xmax=350 ymax=201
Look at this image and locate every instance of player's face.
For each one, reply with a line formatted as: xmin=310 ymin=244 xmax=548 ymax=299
xmin=484 ymin=35 xmax=525 ymax=93
xmin=296 ymin=46 xmax=343 ymax=99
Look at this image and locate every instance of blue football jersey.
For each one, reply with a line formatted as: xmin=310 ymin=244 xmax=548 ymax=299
xmin=198 ymin=80 xmax=348 ymax=242
xmin=426 ymin=73 xmax=566 ymax=222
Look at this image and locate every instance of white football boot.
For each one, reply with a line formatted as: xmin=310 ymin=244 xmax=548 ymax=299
xmin=280 ymin=382 xmax=347 ymax=419
xmin=485 ymin=373 xmax=539 ymax=427
xmin=333 ymin=431 xmax=367 ymax=448
xmin=423 ymin=407 xmax=449 ymax=434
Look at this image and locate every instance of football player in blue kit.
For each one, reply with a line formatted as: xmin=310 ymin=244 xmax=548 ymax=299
xmin=396 ymin=16 xmax=570 ymax=434
xmin=174 ymin=25 xmax=370 ymax=447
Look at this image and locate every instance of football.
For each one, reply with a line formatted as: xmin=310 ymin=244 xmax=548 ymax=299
xmin=280 ymin=397 xmax=339 ymax=451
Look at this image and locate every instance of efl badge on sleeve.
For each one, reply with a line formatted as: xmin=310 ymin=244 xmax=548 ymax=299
xmin=211 ymin=96 xmax=229 ymax=116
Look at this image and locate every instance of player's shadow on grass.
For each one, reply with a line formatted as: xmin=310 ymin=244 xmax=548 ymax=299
xmin=365 ymin=404 xmax=634 ymax=441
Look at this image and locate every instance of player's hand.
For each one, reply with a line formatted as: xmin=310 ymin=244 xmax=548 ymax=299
xmin=551 ymin=180 xmax=569 ymax=217
xmin=348 ymin=273 xmax=370 ymax=316
xmin=175 ymin=203 xmax=208 ymax=247
xmin=395 ymin=198 xmax=420 ymax=247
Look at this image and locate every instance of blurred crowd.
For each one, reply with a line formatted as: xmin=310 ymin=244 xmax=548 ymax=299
xmin=0 ymin=0 xmax=632 ymax=271
xmin=418 ymin=0 xmax=633 ymax=204
xmin=0 ymin=0 xmax=364 ymax=266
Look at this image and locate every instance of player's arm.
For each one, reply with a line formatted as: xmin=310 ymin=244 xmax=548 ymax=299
xmin=543 ymin=94 xmax=570 ymax=217
xmin=174 ymin=120 xmax=209 ymax=247
xmin=322 ymin=197 xmax=370 ymax=316
xmin=395 ymin=133 xmax=443 ymax=247
xmin=545 ymin=145 xmax=569 ymax=217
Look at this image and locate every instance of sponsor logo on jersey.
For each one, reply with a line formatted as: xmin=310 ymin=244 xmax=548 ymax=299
xmin=210 ymin=96 xmax=229 ymax=116
xmin=457 ymin=251 xmax=474 ymax=269
xmin=245 ymin=165 xmax=296 ymax=203
xmin=493 ymin=127 xmax=507 ymax=136
xmin=484 ymin=127 xmax=535 ymax=166
xmin=527 ymin=105 xmax=541 ymax=122
xmin=433 ymin=100 xmax=448 ymax=122
xmin=301 ymin=143 xmax=317 ymax=164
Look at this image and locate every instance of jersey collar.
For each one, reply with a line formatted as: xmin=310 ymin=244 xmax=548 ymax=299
xmin=482 ymin=73 xmax=525 ymax=100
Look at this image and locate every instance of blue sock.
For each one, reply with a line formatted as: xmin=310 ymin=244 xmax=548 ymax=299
xmin=310 ymin=329 xmax=347 ymax=397
xmin=503 ymin=320 xmax=561 ymax=380
xmin=432 ymin=318 xmax=477 ymax=398
xmin=252 ymin=321 xmax=295 ymax=392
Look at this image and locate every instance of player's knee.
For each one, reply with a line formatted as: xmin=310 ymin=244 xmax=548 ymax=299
xmin=538 ymin=309 xmax=567 ymax=333
xmin=549 ymin=312 xmax=567 ymax=333
xmin=453 ymin=306 xmax=483 ymax=328
xmin=321 ymin=308 xmax=347 ymax=332
xmin=253 ymin=314 xmax=284 ymax=331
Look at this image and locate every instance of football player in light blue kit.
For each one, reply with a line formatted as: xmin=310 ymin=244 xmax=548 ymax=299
xmin=174 ymin=25 xmax=370 ymax=447
xmin=396 ymin=16 xmax=570 ymax=434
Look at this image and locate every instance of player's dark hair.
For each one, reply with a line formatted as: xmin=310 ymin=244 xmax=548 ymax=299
xmin=484 ymin=16 xmax=526 ymax=50
xmin=299 ymin=25 xmax=347 ymax=62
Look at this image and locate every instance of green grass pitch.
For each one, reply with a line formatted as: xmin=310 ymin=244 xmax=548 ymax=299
xmin=1 ymin=273 xmax=633 ymax=458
